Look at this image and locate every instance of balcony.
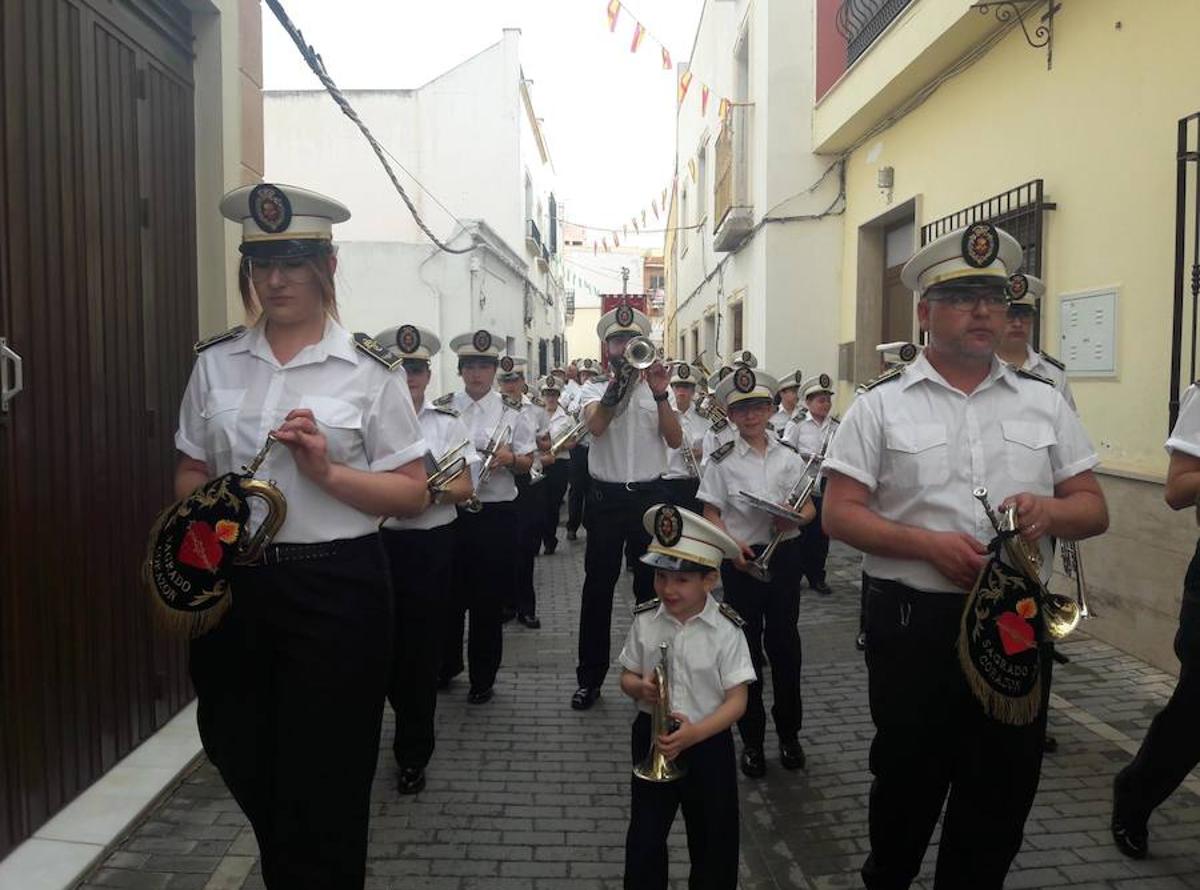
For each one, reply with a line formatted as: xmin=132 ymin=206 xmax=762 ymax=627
xmin=713 ymin=108 xmax=754 ymax=252
xmin=837 ymin=0 xmax=913 ymax=66
xmin=539 ymin=242 xmax=550 ymax=272
xmin=525 ymin=218 xmax=543 ymax=256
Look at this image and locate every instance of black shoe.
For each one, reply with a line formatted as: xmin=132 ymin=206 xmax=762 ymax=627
xmin=436 ymin=669 xmax=461 ymax=690
xmin=566 ymin=530 xmax=578 ymax=541
xmin=1112 ymin=773 xmax=1149 ymax=859
xmin=571 ymin=686 xmax=601 ymax=710
xmin=1044 ymin=734 xmax=1059 ymax=754
xmin=855 ymin=632 xmax=866 ymax=651
xmin=780 ymin=739 xmax=806 ymax=771
xmin=741 ymin=746 xmax=767 ymax=778
xmin=518 ymin=613 xmax=541 ymax=629
xmin=811 ymin=581 xmax=832 ymax=595
xmin=396 ymin=766 xmax=426 ymax=795
xmin=544 ymin=543 xmax=557 ymax=555
xmin=467 ymin=686 xmax=494 ymax=705
xmin=500 ymin=607 xmax=516 ymax=624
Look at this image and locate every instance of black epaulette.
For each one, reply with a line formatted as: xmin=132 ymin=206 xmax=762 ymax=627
xmin=633 ymin=598 xmax=660 ymax=615
xmin=766 ymin=422 xmax=777 ymax=433
xmin=718 ymin=602 xmax=745 ymax=628
xmin=777 ymin=439 xmax=798 ymax=453
xmin=860 ymin=366 xmax=904 ymax=391
xmin=711 ymin=417 xmax=729 ymax=434
xmin=1039 ymin=351 xmax=1066 ymax=371
xmin=353 ymin=332 xmax=401 ymax=371
xmin=1016 ymin=367 xmax=1055 ymax=386
xmin=433 ymin=404 xmax=459 ymax=417
xmin=433 ymin=392 xmax=455 ymax=408
xmin=710 ymin=441 xmax=734 ymax=463
xmin=502 ymin=395 xmax=522 ymax=410
xmin=193 ymin=325 xmax=246 ymax=354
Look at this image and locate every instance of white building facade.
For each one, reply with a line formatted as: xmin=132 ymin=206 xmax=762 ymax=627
xmin=667 ymin=0 xmax=842 ymax=380
xmin=264 ymin=29 xmax=566 ymax=391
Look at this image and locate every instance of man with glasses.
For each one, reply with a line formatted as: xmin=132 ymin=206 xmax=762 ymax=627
xmin=996 ymin=273 xmax=1076 ymax=411
xmin=570 ymin=305 xmax=681 ymax=711
xmin=823 ymin=223 xmax=1108 ymax=889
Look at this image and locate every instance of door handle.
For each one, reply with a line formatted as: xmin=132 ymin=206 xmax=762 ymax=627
xmin=0 ymin=338 xmax=23 ymax=413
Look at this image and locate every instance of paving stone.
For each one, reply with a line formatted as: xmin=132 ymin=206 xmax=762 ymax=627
xmin=76 ymin=538 xmax=1200 ymax=888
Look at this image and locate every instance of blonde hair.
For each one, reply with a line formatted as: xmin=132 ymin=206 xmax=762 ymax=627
xmin=238 ymin=246 xmax=339 ymax=322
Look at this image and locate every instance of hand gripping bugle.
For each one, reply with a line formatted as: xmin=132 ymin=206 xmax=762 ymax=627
xmin=972 ymin=488 xmax=1081 ymax=640
xmin=743 ymin=426 xmax=832 ymax=582
xmin=633 ymin=642 xmax=686 ymax=783
xmin=426 ymin=440 xmax=470 ymax=493
xmin=463 ymin=403 xmax=515 ymax=513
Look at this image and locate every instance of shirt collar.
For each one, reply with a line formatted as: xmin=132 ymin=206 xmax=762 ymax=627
xmin=734 ymin=433 xmax=778 ymax=457
xmin=900 ymin=351 xmax=1016 ymax=394
xmin=654 ymin=593 xmax=722 ymax=628
xmin=1023 ymin=343 xmax=1039 ymax=370
xmin=237 ymin=316 xmax=357 ymax=368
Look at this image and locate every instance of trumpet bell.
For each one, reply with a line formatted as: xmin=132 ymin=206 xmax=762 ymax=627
xmin=633 ymin=748 xmax=687 ymax=783
xmin=625 ymin=336 xmax=659 ymax=370
xmin=1043 ymin=594 xmax=1081 ymax=641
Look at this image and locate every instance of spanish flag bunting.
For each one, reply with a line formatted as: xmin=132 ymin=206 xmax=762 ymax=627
xmin=613 ymin=232 xmax=620 ymax=247
xmin=688 ymin=157 xmax=697 ymax=183
xmin=661 ymin=46 xmax=672 ymax=70
xmin=606 ymin=0 xmax=621 ymax=33
xmin=652 ymin=199 xmax=660 ymax=219
xmin=603 ymin=237 xmax=610 ymax=252
xmin=630 ymin=22 xmax=645 ymax=53
xmin=678 ymin=70 xmax=692 ymax=106
xmin=633 ymin=218 xmax=640 ymax=234
xmin=718 ymin=98 xmax=730 ymax=123
xmin=641 ymin=210 xmax=647 ymax=227
xmin=701 ymin=84 xmax=710 ymax=116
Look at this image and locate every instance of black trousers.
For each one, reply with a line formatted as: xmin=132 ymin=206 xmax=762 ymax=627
xmin=542 ymin=459 xmax=571 ymax=549
xmin=513 ymin=474 xmax=544 ymax=616
xmin=798 ymin=495 xmax=831 ymax=586
xmin=567 ymin=444 xmax=591 ymax=533
xmin=660 ymin=476 xmax=701 ymax=514
xmin=577 ymin=481 xmax=665 ymax=689
xmin=860 ymin=576 xmax=1048 ymax=890
xmin=442 ymin=501 xmax=517 ymax=691
xmin=720 ymin=538 xmax=804 ymax=748
xmin=383 ymin=523 xmax=454 ymax=770
xmin=1117 ymin=538 xmax=1200 ymax=823
xmin=625 ymin=712 xmax=739 ymax=890
xmin=190 ymin=535 xmax=391 ymax=890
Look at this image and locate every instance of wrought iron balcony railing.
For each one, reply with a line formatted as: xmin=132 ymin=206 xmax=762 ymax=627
xmin=836 ymin=0 xmax=913 ymax=65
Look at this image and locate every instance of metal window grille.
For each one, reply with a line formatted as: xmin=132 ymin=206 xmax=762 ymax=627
xmin=836 ymin=0 xmax=913 ymax=66
xmin=1170 ymin=112 xmax=1200 ymax=431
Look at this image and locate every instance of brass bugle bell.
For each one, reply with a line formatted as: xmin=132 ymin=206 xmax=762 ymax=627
xmin=234 ymin=435 xmax=288 ymax=565
xmin=426 ymin=440 xmax=470 ymax=491
xmin=634 ymin=642 xmax=687 ymax=783
xmin=625 ymin=336 xmax=659 ymax=371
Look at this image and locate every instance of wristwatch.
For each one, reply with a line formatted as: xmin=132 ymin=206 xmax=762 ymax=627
xmin=652 ymin=391 xmax=670 ymax=403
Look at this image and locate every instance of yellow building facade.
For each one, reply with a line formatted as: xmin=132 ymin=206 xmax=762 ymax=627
xmin=819 ymin=0 xmax=1200 ymax=670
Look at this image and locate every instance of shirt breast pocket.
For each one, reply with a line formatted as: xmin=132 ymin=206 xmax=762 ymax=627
xmin=883 ymin=422 xmax=949 ymax=488
xmin=299 ymin=394 xmax=364 ymax=465
xmin=201 ymin=388 xmax=245 ymax=463
xmin=1000 ymin=420 xmax=1056 ymax=485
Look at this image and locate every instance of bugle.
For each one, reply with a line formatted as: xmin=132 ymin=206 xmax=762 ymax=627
xmin=1060 ymin=539 xmax=1095 ymax=620
xmin=633 ymin=642 xmax=686 ymax=783
xmin=426 ymin=440 xmax=470 ymax=492
xmin=463 ymin=416 xmax=513 ymax=514
xmin=973 ymin=488 xmax=1081 ymax=640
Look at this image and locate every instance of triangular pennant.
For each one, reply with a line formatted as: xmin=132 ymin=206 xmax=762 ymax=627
xmin=701 ymin=84 xmax=710 ymax=116
xmin=631 ymin=22 xmax=645 ymax=53
xmin=606 ymin=0 xmax=621 ymax=33
xmin=652 ymin=199 xmax=660 ymax=219
xmin=688 ymin=157 xmax=697 ymax=183
xmin=661 ymin=45 xmax=672 ymax=70
xmin=718 ymin=98 xmax=731 ymax=123
xmin=641 ymin=210 xmax=647 ymax=227
xmin=678 ymin=70 xmax=692 ymax=106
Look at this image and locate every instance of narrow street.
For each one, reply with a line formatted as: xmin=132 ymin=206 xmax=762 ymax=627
xmin=82 ymin=536 xmax=1200 ymax=890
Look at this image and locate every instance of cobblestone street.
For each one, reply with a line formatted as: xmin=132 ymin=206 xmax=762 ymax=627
xmin=81 ymin=534 xmax=1200 ymax=890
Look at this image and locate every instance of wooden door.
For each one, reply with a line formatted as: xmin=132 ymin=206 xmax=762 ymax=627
xmin=0 ymin=0 xmax=196 ymax=857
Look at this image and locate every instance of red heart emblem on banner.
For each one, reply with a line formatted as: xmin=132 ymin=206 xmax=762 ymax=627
xmin=996 ymin=611 xmax=1036 ymax=656
xmin=178 ymin=521 xmax=224 ymax=574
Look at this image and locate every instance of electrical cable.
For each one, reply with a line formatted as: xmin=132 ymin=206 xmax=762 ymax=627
xmin=264 ymin=0 xmax=474 ymax=254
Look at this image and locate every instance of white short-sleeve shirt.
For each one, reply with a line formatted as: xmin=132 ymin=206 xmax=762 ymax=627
xmin=546 ymin=405 xmax=574 ymax=461
xmin=618 ymin=595 xmax=756 ymax=723
xmin=823 ymin=353 xmax=1099 ymax=593
xmin=1167 ymin=384 xmax=1200 ymax=458
xmin=664 ymin=407 xmax=707 ymax=480
xmin=383 ymin=402 xmax=479 ymax=531
xmin=700 ymin=420 xmax=737 ymax=469
xmin=697 ymin=435 xmax=809 ymax=547
xmin=175 ymin=318 xmax=427 ymax=543
xmin=1020 ymin=345 xmax=1077 ymax=413
xmin=580 ymin=378 xmax=669 ymax=483
xmin=451 ymin=390 xmax=536 ymax=504
xmin=785 ymin=413 xmax=838 ymax=461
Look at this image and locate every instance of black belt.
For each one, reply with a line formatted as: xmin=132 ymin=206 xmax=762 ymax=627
xmin=251 ymin=536 xmax=374 ymax=566
xmin=592 ymin=479 xmax=665 ymax=495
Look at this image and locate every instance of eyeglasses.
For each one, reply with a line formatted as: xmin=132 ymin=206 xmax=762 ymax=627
xmin=401 ymin=359 xmax=430 ymax=375
xmin=247 ymin=258 xmax=317 ymax=283
xmin=1007 ymin=306 xmax=1036 ymax=320
xmin=926 ymin=290 xmax=1010 ymax=313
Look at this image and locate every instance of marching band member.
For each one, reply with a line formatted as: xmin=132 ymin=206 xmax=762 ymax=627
xmin=561 ymin=361 xmax=582 ymax=412
xmin=375 ymin=323 xmax=478 ymax=795
xmin=178 ymin=184 xmax=430 ymax=888
xmin=438 ymin=332 xmax=535 ymax=703
xmin=699 ymin=361 xmax=747 ymax=466
xmin=996 ymin=273 xmax=1077 ymax=411
xmin=500 ymin=357 xmax=549 ymax=629
xmin=785 ymin=375 xmax=839 ymax=596
xmin=822 ymin=223 xmax=1107 ymax=889
xmin=770 ymin=371 xmax=803 ymax=435
xmin=571 ymin=305 xmax=682 ymax=711
xmin=566 ymin=358 xmax=599 ymax=541
xmin=698 ymin=368 xmax=811 ymax=778
xmin=620 ymin=504 xmax=755 ymax=889
xmin=660 ymin=362 xmax=707 ymax=513
xmin=540 ymin=377 xmax=575 ymax=555
xmin=1111 ymin=383 xmax=1200 ymax=860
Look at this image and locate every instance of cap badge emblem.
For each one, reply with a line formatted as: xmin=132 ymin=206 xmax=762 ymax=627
xmin=1007 ymin=273 xmax=1029 ymax=300
xmin=818 ymin=373 xmax=832 ymax=389
xmin=733 ymin=367 xmax=757 ymax=394
xmin=395 ymin=324 xmax=421 ymax=354
xmin=899 ymin=343 xmax=919 ymax=362
xmin=654 ymin=505 xmax=683 ymax=548
xmin=249 ymin=183 xmax=292 ymax=234
xmin=472 ymin=330 xmax=492 ymax=353
xmin=615 ymin=304 xmax=635 ymax=328
xmin=499 ymin=356 xmax=515 ymax=372
xmin=961 ymin=222 xmax=1000 ymax=269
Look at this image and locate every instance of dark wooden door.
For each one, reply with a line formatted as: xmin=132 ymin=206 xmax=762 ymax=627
xmin=881 ymin=265 xmax=913 ymax=355
xmin=0 ymin=0 xmax=196 ymax=857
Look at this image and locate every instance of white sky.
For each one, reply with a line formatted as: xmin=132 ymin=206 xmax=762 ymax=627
xmin=262 ymin=0 xmax=706 ymax=255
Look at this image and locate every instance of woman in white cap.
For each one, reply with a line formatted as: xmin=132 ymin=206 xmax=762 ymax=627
xmin=175 ymin=183 xmax=432 ymax=887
